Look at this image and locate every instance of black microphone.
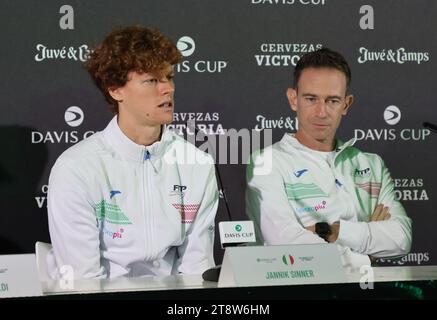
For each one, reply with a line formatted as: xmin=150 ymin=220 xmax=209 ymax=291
xmin=201 ymin=264 xmax=223 ymax=282
xmin=185 ymin=121 xmax=257 ymax=282
xmin=185 ymin=121 xmax=232 ymax=282
xmin=423 ymin=122 xmax=437 ymax=133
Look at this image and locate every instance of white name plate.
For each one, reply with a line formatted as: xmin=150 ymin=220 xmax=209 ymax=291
xmin=218 ymin=244 xmax=346 ymax=287
xmin=218 ymin=221 xmax=256 ymax=248
xmin=0 ymin=254 xmax=43 ymax=298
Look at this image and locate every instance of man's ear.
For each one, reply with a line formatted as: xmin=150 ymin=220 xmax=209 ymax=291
xmin=286 ymin=88 xmax=298 ymax=112
xmin=108 ymin=87 xmax=124 ymax=102
xmin=342 ymin=94 xmax=354 ymax=115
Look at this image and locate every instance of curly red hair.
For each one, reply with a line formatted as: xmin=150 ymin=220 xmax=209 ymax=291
xmin=85 ymin=25 xmax=182 ymax=113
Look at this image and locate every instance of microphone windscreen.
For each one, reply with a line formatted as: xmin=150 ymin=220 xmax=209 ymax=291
xmin=201 ymin=265 xmax=222 ymax=282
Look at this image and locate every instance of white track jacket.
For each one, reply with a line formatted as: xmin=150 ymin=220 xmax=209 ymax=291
xmin=246 ymin=134 xmax=412 ymax=268
xmin=47 ymin=117 xmax=218 ymax=279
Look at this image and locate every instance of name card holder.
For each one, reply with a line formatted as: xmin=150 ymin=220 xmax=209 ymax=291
xmin=218 ymin=221 xmax=256 ymax=248
xmin=218 ymin=244 xmax=346 ymax=287
xmin=0 ymin=254 xmax=43 ymax=298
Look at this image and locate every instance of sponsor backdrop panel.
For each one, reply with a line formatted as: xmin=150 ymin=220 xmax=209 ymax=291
xmin=0 ymin=0 xmax=435 ymax=267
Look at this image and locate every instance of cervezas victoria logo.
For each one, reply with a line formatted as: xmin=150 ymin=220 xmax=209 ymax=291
xmin=254 ymin=43 xmax=322 ymax=67
xmin=169 ymin=112 xmax=225 ymax=136
xmin=394 ymin=178 xmax=429 ymax=201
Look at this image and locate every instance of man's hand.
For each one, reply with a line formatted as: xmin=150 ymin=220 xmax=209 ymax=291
xmin=305 ymin=204 xmax=391 ymax=243
xmin=305 ymin=225 xmax=315 ymax=233
xmin=370 ymin=204 xmax=391 ymax=221
xmin=326 ymin=223 xmax=339 ymax=243
xmin=368 ymin=204 xmax=391 ymax=263
xmin=305 ymin=222 xmax=339 ymax=243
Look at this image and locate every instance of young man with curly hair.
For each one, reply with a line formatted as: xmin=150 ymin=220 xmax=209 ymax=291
xmin=46 ymin=26 xmax=218 ymax=279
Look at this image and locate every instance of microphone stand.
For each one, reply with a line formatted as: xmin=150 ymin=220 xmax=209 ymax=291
xmin=188 ymin=121 xmax=233 ymax=221
xmin=186 ymin=121 xmax=232 ymax=282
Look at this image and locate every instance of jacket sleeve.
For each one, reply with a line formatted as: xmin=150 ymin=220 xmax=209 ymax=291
xmin=336 ymin=155 xmax=412 ymax=258
xmin=246 ymin=150 xmax=325 ymax=245
xmin=176 ymin=161 xmax=218 ymax=274
xmin=47 ymin=157 xmax=107 ymax=279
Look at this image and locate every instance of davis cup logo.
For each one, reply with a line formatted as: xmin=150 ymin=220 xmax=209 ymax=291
xmin=177 ymin=36 xmax=195 ymax=57
xmin=175 ymin=36 xmax=227 ymax=73
xmin=64 ymin=106 xmax=84 ymax=127
xmin=384 ymin=105 xmax=401 ymax=125
xmin=282 ymin=254 xmax=294 ymax=265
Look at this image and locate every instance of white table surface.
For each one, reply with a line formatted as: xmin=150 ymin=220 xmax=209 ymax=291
xmin=42 ymin=265 xmax=437 ymax=296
